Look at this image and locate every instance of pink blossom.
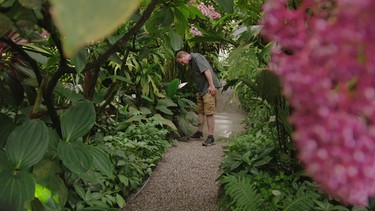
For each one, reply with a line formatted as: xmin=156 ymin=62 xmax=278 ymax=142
xmin=187 ymin=0 xmax=195 ymax=5
xmin=197 ymin=2 xmax=221 ymax=19
xmin=189 ymin=25 xmax=203 ymax=36
xmin=261 ymin=0 xmax=375 ymax=206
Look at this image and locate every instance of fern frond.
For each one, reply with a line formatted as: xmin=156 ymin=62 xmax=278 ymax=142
xmin=222 ymin=174 xmax=263 ymax=211
xmin=283 ymin=193 xmax=317 ymax=211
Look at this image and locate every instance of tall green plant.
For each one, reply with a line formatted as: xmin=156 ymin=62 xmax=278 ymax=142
xmin=0 ymin=101 xmax=115 ymax=210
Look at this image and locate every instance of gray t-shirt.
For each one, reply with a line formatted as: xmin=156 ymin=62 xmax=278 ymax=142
xmin=189 ymin=53 xmax=222 ymax=96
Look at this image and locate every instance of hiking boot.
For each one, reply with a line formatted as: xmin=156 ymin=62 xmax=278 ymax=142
xmin=189 ymin=131 xmax=203 ymax=139
xmin=202 ymin=136 xmax=215 ymax=146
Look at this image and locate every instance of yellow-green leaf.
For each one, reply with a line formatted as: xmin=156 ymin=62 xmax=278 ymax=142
xmin=49 ymin=0 xmax=141 ymax=57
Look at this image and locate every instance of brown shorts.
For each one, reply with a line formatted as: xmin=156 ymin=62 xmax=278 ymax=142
xmin=196 ymin=91 xmax=218 ymax=116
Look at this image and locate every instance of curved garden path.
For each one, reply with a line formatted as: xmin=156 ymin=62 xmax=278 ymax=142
xmin=122 ymin=88 xmax=247 ymax=211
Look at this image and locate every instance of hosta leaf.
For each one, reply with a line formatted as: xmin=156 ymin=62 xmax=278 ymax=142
xmin=88 ymin=146 xmax=115 ymax=178
xmin=49 ymin=0 xmax=141 ymax=57
xmin=6 ymin=120 xmax=48 ymax=169
xmin=0 ymin=170 xmax=35 ymax=211
xmin=57 ymin=141 xmax=93 ymax=175
xmin=60 ymin=100 xmax=95 ymax=142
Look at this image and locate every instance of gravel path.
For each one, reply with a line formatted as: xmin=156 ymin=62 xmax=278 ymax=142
xmin=122 ymin=88 xmax=247 ymax=211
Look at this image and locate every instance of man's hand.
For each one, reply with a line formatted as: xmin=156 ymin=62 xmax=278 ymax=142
xmin=208 ymin=86 xmax=216 ymax=96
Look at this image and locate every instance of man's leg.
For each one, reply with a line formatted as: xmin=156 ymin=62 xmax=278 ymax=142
xmin=190 ymin=94 xmax=204 ymax=139
xmin=198 ymin=112 xmax=205 ymax=132
xmin=202 ymin=92 xmax=217 ymax=146
xmin=206 ymin=114 xmax=214 ymax=136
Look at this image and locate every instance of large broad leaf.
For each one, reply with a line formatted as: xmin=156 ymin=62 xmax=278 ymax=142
xmin=0 ymin=170 xmax=35 ymax=211
xmin=0 ymin=151 xmax=11 ymax=172
xmin=174 ymin=8 xmax=189 ymax=36
xmin=88 ymin=146 xmax=115 ymax=178
xmin=33 ymin=159 xmax=68 ymax=206
xmin=49 ymin=0 xmax=141 ymax=57
xmin=57 ymin=141 xmax=93 ymax=175
xmin=153 ymin=114 xmax=177 ymax=131
xmin=168 ymin=30 xmax=183 ymax=51
xmin=0 ymin=113 xmax=15 ymax=148
xmin=166 ymin=78 xmax=180 ymax=98
xmin=215 ymin=0 xmax=234 ymax=13
xmin=60 ymin=100 xmax=95 ymax=142
xmin=6 ymin=120 xmax=49 ymax=169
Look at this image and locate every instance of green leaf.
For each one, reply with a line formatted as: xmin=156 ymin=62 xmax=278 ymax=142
xmin=34 ymin=183 xmax=59 ymax=208
xmin=215 ymin=0 xmax=234 ymax=13
xmin=161 ymin=7 xmax=174 ymax=27
xmin=70 ymin=48 xmax=88 ymax=74
xmin=33 ymin=160 xmax=68 ymax=206
xmin=0 ymin=13 xmax=13 ymax=38
xmin=153 ymin=114 xmax=177 ymax=131
xmin=54 ymin=83 xmax=83 ymax=102
xmin=156 ymin=105 xmax=174 ymax=115
xmin=6 ymin=120 xmax=49 ymax=169
xmin=88 ymin=146 xmax=115 ymax=178
xmin=166 ymin=79 xmax=180 ymax=98
xmin=116 ymin=194 xmax=126 ymax=207
xmin=174 ymin=8 xmax=189 ymax=36
xmin=145 ymin=8 xmax=164 ymax=32
xmin=0 ymin=113 xmax=15 ymax=148
xmin=60 ymin=100 xmax=96 ymax=142
xmin=73 ymin=183 xmax=86 ymax=200
xmin=19 ymin=0 xmax=42 ymax=9
xmin=157 ymin=98 xmax=178 ymax=107
xmin=0 ymin=170 xmax=35 ymax=211
xmin=57 ymin=141 xmax=93 ymax=175
xmin=168 ymin=30 xmax=183 ymax=51
xmin=108 ymin=75 xmax=132 ymax=84
xmin=0 ymin=151 xmax=11 ymax=172
xmin=49 ymin=0 xmax=141 ymax=57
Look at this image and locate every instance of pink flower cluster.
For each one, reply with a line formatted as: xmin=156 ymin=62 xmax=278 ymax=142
xmin=187 ymin=0 xmax=195 ymax=5
xmin=189 ymin=25 xmax=203 ymax=36
xmin=197 ymin=2 xmax=221 ymax=19
xmin=261 ymin=0 xmax=375 ymax=206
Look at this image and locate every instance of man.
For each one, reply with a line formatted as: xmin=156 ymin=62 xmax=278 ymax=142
xmin=176 ymin=51 xmax=222 ymax=146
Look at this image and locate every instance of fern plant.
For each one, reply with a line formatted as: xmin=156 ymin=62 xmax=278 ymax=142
xmin=220 ymin=174 xmax=263 ymax=211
